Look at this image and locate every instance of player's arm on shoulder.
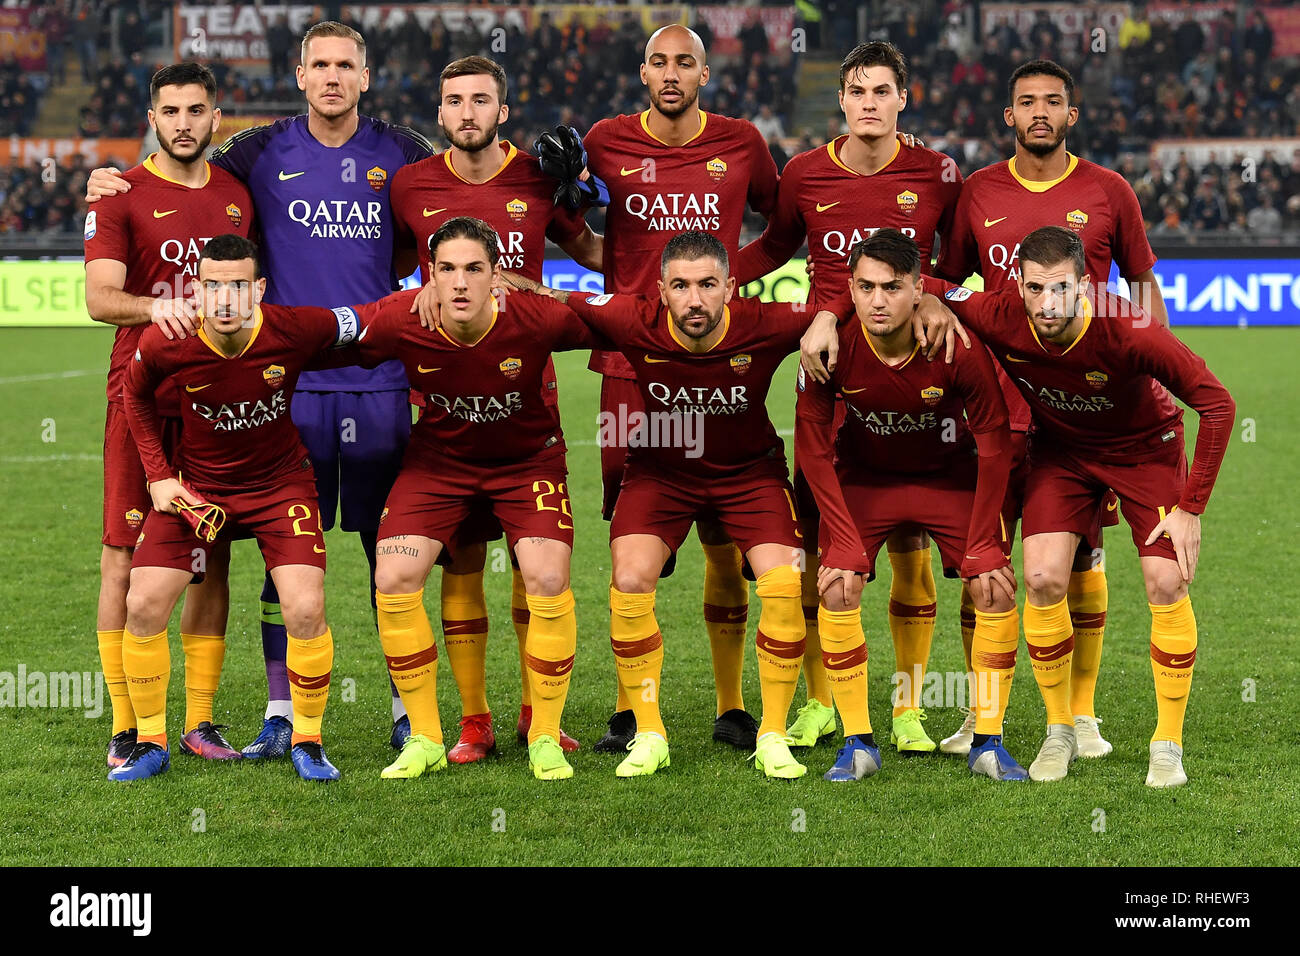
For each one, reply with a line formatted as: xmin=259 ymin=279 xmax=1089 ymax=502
xmin=1124 ymin=268 xmax=1170 ymax=328
xmin=208 ymin=123 xmax=274 ymax=182
xmin=121 ymin=332 xmax=174 ymax=486
xmin=84 ymin=257 xmax=199 ymax=338
xmin=391 ymin=124 xmax=438 ymax=163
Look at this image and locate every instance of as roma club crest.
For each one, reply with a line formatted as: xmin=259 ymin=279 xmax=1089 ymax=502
xmin=506 ymin=198 xmax=528 ymax=221
xmin=730 ymin=353 xmax=752 ymax=376
xmin=262 ymin=365 xmax=286 ymax=389
xmin=921 ymin=385 xmax=943 ymax=406
xmin=367 ymin=166 xmax=388 ymax=192
xmin=226 ymin=203 xmax=243 ymax=228
xmin=896 ymin=190 xmax=918 ymax=214
xmin=499 ymin=357 xmax=522 ymax=381
xmin=1085 ymin=370 xmax=1108 ymax=390
xmin=706 ymin=157 xmax=727 ymax=181
xmin=125 ymin=508 xmax=144 ymax=529
xmin=1066 ymin=208 xmax=1088 ymax=231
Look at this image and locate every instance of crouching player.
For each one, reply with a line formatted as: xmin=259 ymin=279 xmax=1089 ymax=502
xmin=923 ymin=226 xmax=1236 ymax=786
xmin=353 ymin=217 xmax=597 ymax=782
xmin=116 ymin=234 xmax=360 ymax=781
xmin=796 ymin=230 xmax=1023 ymax=782
xmin=509 ymin=232 xmax=870 ymax=779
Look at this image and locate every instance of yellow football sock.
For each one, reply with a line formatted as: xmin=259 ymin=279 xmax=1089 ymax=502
xmin=1150 ymin=595 xmax=1197 ymax=746
xmin=801 ymin=567 xmax=832 ymax=707
xmin=888 ymin=548 xmax=937 ymax=715
xmin=377 ymin=589 xmax=443 ymax=745
xmin=123 ymin=627 xmax=169 ymax=743
xmin=1024 ymin=596 xmax=1074 ymax=726
xmin=702 ymin=540 xmax=748 ymax=716
xmin=610 ymin=587 xmax=666 ymax=738
xmin=754 ymin=566 xmax=805 ymax=739
xmin=511 ymin=567 xmax=531 ymax=706
xmin=441 ymin=570 xmax=489 ymax=716
xmin=971 ymin=608 xmax=1019 ymax=735
xmin=1068 ymin=567 xmax=1108 ymax=718
xmin=96 ymin=628 xmax=135 ymax=734
xmin=523 ymin=590 xmax=577 ymax=743
xmin=181 ymin=631 xmax=225 ymax=733
xmin=614 ymin=677 xmax=631 ymax=714
xmin=818 ymin=606 xmax=871 ymax=736
xmin=287 ymin=628 xmax=332 ymax=744
xmin=960 ymin=587 xmax=976 ymax=711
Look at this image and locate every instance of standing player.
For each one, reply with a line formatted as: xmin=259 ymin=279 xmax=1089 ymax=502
xmin=735 ymin=41 xmax=964 ymax=757
xmin=925 ymin=226 xmax=1235 ymax=786
xmin=580 ymin=24 xmax=781 ymax=752
xmin=115 ymin=234 xmax=362 ymax=781
xmin=934 ymin=58 xmax=1170 ymax=758
xmin=350 ymin=218 xmax=598 ymax=781
xmin=84 ymin=62 xmax=253 ymax=767
xmin=795 ymin=231 xmax=1023 ymax=783
xmin=390 ymin=55 xmax=602 ymax=762
xmin=87 ymin=22 xmax=436 ymax=756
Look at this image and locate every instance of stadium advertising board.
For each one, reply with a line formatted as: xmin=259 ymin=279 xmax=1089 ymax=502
xmin=338 ymin=4 xmax=529 ymax=33
xmin=12 ymin=258 xmax=1295 ymax=329
xmin=980 ymin=3 xmax=1132 ymax=47
xmin=173 ymin=4 xmax=323 ymax=65
xmin=539 ymin=4 xmax=688 ymax=31
xmin=1151 ymin=138 xmax=1300 ymax=171
xmin=694 ymin=7 xmax=798 ymax=56
xmin=0 ymin=8 xmax=48 ymax=70
xmin=0 ymin=138 xmax=141 ymax=167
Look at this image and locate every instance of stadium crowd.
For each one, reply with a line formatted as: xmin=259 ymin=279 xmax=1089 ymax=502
xmin=1 ymin=0 xmax=1297 ymax=238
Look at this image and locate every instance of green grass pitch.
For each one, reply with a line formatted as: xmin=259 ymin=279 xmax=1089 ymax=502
xmin=0 ymin=325 xmax=1295 ymax=866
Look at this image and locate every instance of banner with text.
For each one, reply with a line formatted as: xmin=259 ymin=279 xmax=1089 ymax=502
xmin=174 ymin=4 xmax=323 ymax=66
xmin=0 ymin=8 xmax=48 ymax=71
xmin=0 ymin=138 xmax=142 ymax=167
xmin=694 ymin=7 xmax=797 ymax=56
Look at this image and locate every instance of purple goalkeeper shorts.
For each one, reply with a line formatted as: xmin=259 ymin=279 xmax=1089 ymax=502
xmin=291 ymin=390 xmax=411 ymax=533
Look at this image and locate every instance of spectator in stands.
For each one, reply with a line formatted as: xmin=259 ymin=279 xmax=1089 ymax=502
xmin=752 ymin=103 xmax=785 ymax=142
xmin=266 ymin=19 xmax=293 ymax=82
xmin=1247 ymin=192 xmax=1283 ymax=235
xmin=1244 ymin=9 xmax=1274 ymax=64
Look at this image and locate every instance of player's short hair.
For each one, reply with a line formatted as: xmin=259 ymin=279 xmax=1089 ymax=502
xmin=149 ymin=62 xmax=218 ymax=105
xmin=1018 ymin=226 xmax=1085 ymax=278
xmin=199 ymin=234 xmax=261 ymax=277
xmin=839 ymin=41 xmax=908 ymax=93
xmin=848 ymin=229 xmax=921 ymax=279
xmin=440 ymin=56 xmax=508 ymax=104
xmin=660 ymin=231 xmax=729 ymax=277
xmin=1007 ymin=59 xmax=1075 ymax=105
xmin=301 ymin=21 xmax=366 ymax=66
xmin=429 ymin=216 xmax=501 ymax=267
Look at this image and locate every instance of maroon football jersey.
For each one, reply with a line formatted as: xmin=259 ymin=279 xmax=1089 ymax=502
xmin=736 ymin=137 xmax=962 ymax=310
xmin=935 ymin=154 xmax=1156 ymax=433
xmin=354 ymin=288 xmax=597 ymax=467
xmin=795 ymin=321 xmax=1010 ymax=572
xmin=390 ymin=142 xmax=587 ymax=283
xmin=84 ymin=155 xmax=253 ymax=414
xmin=565 ymin=291 xmax=812 ymax=481
xmin=925 ymin=280 xmax=1235 ymax=515
xmin=123 ymin=303 xmax=359 ymax=492
xmin=583 ymin=110 xmax=779 ymax=378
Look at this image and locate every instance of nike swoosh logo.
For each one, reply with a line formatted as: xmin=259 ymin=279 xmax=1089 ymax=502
xmin=984 ymin=217 xmax=1008 ymax=227
xmin=1004 ymin=354 xmax=1031 ymax=363
xmin=816 ymin=201 xmax=840 ymax=212
xmin=296 ymin=674 xmax=329 ymax=688
xmin=842 ymin=386 xmax=867 ymax=394
xmin=185 ymin=384 xmax=211 ymax=393
xmin=554 ymin=660 xmax=574 ymax=675
xmin=1168 ymin=656 xmax=1194 ymax=666
xmin=826 ymin=655 xmax=857 ymax=667
xmin=416 ymin=365 xmax=440 ymax=373
xmin=153 ymin=209 xmax=178 ymax=219
xmin=620 ymin=166 xmax=647 ymax=176
xmin=313 ymin=545 xmax=325 ymax=554
xmin=644 ymin=356 xmax=670 ymax=364
xmin=422 ymin=208 xmax=447 ymax=217
xmin=1106 ymin=499 xmax=1119 ymax=512
xmin=278 ymin=170 xmax=306 ymax=181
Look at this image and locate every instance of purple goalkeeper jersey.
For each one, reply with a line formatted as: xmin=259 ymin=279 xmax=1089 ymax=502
xmin=210 ymin=114 xmax=434 ymax=391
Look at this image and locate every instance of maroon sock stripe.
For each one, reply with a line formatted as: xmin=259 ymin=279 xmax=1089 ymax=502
xmin=960 ymin=611 xmax=977 ymax=629
xmin=1027 ymin=635 xmax=1074 ymax=662
xmin=703 ymin=602 xmax=748 ymax=624
xmin=974 ymin=650 xmax=1017 ymax=670
xmin=512 ymin=607 xmax=530 ymax=624
xmin=1070 ymin=611 xmax=1107 ymax=629
xmin=756 ymin=630 xmax=806 ymax=659
xmin=890 ymin=600 xmax=937 ymax=619
xmin=287 ymin=668 xmax=332 ymax=689
xmin=611 ymin=632 xmax=663 ymax=658
xmin=385 ymin=646 xmax=438 ymax=671
xmin=821 ymin=643 xmax=868 ymax=670
xmin=441 ymin=617 xmax=489 ymax=635
xmin=1150 ymin=643 xmax=1196 ymax=669
xmin=525 ymin=653 xmax=575 ymax=677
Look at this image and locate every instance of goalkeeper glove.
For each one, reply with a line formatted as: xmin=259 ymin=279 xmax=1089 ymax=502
xmin=534 ymin=125 xmax=609 ymax=210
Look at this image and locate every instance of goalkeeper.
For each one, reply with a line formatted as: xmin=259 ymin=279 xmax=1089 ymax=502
xmin=114 ymin=235 xmax=362 ymax=783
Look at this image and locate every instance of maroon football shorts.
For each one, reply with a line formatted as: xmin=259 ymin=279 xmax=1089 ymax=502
xmin=102 ymin=402 xmax=181 ymax=548
xmin=379 ymin=453 xmax=574 ymax=554
xmin=610 ymin=462 xmax=802 ymax=557
xmin=131 ymin=477 xmax=327 ymax=574
xmin=827 ymin=460 xmax=1006 ymax=581
xmin=599 ymin=374 xmax=644 ymax=521
xmin=1021 ymin=433 xmax=1187 ymax=561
